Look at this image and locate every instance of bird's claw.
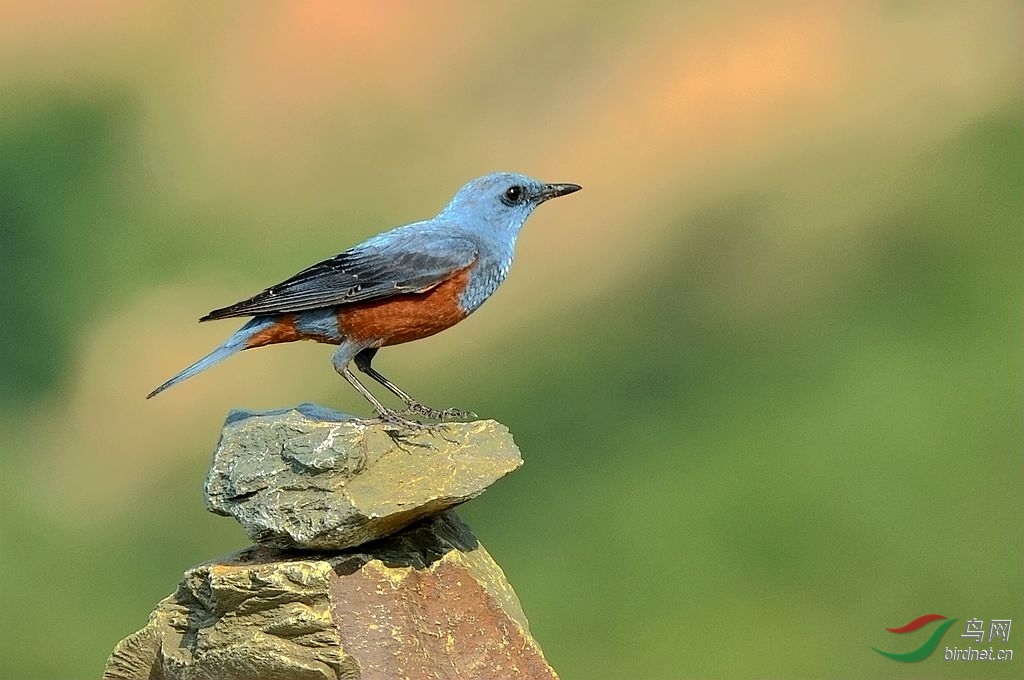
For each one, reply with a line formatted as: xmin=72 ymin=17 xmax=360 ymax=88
xmin=398 ymin=403 xmax=476 ymax=421
xmin=360 ymin=402 xmax=475 ymax=434
xmin=362 ymin=408 xmax=438 ymax=432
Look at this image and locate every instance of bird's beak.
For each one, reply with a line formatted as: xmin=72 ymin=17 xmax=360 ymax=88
xmin=535 ymin=182 xmax=582 ymax=203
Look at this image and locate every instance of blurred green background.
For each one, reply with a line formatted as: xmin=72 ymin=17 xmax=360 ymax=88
xmin=1 ymin=2 xmax=1020 ymax=678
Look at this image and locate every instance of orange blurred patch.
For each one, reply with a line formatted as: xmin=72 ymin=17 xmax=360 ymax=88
xmin=541 ymin=4 xmax=845 ymax=200
xmin=506 ymin=2 xmax=1017 ymax=320
xmin=201 ymin=2 xmax=509 ymax=169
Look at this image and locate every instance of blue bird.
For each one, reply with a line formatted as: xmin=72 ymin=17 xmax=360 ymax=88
xmin=148 ymin=172 xmax=581 ymax=427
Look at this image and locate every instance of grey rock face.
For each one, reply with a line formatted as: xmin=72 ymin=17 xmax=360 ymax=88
xmin=204 ymin=404 xmax=522 ymax=550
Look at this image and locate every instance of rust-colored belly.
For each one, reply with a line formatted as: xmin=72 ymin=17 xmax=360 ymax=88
xmin=337 ymin=265 xmax=472 ymax=347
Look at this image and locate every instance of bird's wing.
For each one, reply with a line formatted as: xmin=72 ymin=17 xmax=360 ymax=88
xmin=200 ymin=227 xmax=479 ymax=321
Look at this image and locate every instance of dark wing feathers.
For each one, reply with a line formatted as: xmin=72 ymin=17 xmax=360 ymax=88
xmin=201 ymin=230 xmax=478 ymax=321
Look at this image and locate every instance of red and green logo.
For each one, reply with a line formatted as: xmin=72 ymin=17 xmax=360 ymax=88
xmin=871 ymin=614 xmax=958 ymax=662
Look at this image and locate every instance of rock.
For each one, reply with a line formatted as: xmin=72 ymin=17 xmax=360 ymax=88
xmin=104 ymin=511 xmax=558 ymax=680
xmin=204 ymin=403 xmax=522 ymax=550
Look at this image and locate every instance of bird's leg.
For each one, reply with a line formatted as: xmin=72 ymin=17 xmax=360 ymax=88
xmin=339 ymin=366 xmax=437 ymax=431
xmin=353 ymin=348 xmax=475 ymax=421
xmin=333 ymin=345 xmax=431 ymax=430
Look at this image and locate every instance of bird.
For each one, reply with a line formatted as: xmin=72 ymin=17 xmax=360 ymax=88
xmin=147 ymin=172 xmax=581 ymax=428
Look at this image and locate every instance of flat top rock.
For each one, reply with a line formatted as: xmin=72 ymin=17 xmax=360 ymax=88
xmin=204 ymin=404 xmax=523 ymax=550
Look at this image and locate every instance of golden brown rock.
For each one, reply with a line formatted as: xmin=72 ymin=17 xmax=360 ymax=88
xmin=104 ymin=511 xmax=558 ymax=680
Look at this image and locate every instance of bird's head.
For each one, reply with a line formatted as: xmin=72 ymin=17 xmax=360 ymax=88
xmin=440 ymin=172 xmax=581 ymax=237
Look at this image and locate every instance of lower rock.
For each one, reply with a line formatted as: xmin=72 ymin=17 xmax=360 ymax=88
xmin=104 ymin=511 xmax=558 ymax=680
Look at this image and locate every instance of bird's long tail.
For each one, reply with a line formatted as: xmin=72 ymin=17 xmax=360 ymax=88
xmin=146 ymin=317 xmax=273 ymax=399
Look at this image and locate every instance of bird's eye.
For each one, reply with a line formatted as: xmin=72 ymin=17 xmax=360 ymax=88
xmin=502 ymin=185 xmax=525 ymax=206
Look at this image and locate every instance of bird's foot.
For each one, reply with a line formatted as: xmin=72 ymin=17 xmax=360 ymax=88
xmin=398 ymin=402 xmax=476 ymax=422
xmin=367 ymin=407 xmax=440 ymax=432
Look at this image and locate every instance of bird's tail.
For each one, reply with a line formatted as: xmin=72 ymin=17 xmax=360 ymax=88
xmin=146 ymin=317 xmax=273 ymax=399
